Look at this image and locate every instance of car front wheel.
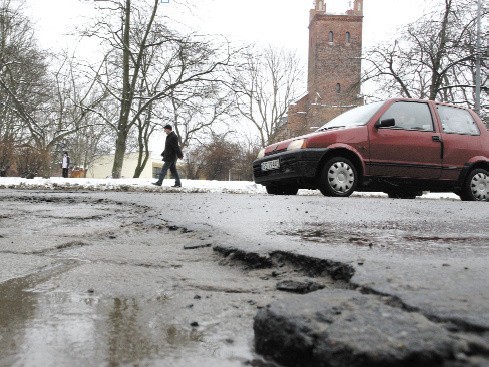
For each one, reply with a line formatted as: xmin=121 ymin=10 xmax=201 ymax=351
xmin=459 ymin=168 xmax=488 ymax=201
xmin=319 ymin=157 xmax=358 ymax=197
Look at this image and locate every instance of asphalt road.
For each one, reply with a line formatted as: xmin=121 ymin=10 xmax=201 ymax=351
xmin=0 ymin=189 xmax=488 ymax=366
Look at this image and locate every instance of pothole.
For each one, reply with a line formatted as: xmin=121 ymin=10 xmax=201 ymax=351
xmin=214 ymin=244 xmax=489 ymax=367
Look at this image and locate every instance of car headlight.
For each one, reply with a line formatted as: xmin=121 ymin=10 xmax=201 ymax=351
xmin=257 ymin=148 xmax=265 ymax=158
xmin=287 ymin=139 xmax=306 ymax=151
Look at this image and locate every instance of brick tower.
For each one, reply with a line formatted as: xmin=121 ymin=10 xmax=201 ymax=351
xmin=279 ymin=0 xmax=364 ymax=140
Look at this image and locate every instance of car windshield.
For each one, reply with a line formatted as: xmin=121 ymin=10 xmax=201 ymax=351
xmin=316 ymin=101 xmax=385 ymax=131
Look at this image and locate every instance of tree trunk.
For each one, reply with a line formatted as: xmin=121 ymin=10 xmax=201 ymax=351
xmin=133 ymin=85 xmax=153 ymax=178
xmin=112 ymin=130 xmax=128 ymax=178
xmin=133 ymin=152 xmax=150 ymax=178
xmin=111 ymin=0 xmax=132 ymax=178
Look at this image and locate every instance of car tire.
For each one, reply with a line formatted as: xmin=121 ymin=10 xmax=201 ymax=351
xmin=266 ymin=184 xmax=299 ymax=196
xmin=319 ymin=157 xmax=357 ymax=197
xmin=459 ymin=168 xmax=489 ymax=201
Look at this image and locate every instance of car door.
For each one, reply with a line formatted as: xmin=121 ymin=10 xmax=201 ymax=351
xmin=368 ymin=100 xmax=442 ymax=179
xmin=437 ymin=104 xmax=484 ymax=180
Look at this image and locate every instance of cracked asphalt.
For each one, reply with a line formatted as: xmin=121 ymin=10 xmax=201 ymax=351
xmin=0 ymin=189 xmax=488 ymax=366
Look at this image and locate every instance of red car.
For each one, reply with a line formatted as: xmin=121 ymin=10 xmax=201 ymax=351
xmin=253 ymin=98 xmax=489 ymax=201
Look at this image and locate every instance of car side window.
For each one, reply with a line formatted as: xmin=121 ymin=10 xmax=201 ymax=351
xmin=437 ymin=106 xmax=480 ymax=136
xmin=380 ymin=101 xmax=434 ymax=131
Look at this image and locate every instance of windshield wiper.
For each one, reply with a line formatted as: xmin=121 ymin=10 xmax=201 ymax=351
xmin=317 ymin=125 xmax=346 ymax=132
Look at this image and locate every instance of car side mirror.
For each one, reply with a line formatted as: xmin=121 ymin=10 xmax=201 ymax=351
xmin=375 ymin=118 xmax=396 ymax=128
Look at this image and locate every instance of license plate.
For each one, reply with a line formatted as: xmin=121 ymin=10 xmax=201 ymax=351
xmin=261 ymin=159 xmax=280 ymax=171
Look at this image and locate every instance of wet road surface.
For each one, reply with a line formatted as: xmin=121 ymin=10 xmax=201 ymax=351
xmin=1 ymin=189 xmax=488 ymax=367
xmin=0 ymin=192 xmax=342 ymax=366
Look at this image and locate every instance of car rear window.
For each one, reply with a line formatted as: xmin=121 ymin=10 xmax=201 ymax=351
xmin=437 ymin=106 xmax=480 ymax=136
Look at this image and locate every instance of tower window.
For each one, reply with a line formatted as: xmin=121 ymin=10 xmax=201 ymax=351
xmin=336 ymin=83 xmax=341 ymax=93
xmin=346 ymin=32 xmax=351 ymax=43
xmin=328 ymin=31 xmax=334 ymax=43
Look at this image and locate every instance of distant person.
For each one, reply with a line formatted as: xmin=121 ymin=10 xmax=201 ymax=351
xmin=152 ymin=125 xmax=183 ymax=187
xmin=61 ymin=151 xmax=70 ymax=178
xmin=0 ymin=165 xmax=8 ymax=177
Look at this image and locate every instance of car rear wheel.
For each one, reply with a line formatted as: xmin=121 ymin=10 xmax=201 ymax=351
xmin=319 ymin=157 xmax=357 ymax=197
xmin=266 ymin=184 xmax=299 ymax=195
xmin=459 ymin=168 xmax=488 ymax=201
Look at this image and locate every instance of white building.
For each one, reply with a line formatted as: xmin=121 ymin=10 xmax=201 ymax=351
xmin=86 ymin=152 xmax=164 ymax=179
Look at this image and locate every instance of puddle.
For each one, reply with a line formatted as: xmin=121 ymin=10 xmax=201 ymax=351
xmin=0 ymin=274 xmax=259 ymax=365
xmin=0 ymin=266 xmax=280 ymax=367
xmin=0 ymin=289 xmax=220 ymax=367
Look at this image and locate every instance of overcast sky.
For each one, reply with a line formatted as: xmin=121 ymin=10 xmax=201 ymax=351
xmin=21 ymin=0 xmax=432 ymax=147
xmin=24 ymin=0 xmax=430 ymax=59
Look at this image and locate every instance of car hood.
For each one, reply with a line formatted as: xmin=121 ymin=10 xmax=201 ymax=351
xmin=264 ymin=127 xmax=361 ymax=156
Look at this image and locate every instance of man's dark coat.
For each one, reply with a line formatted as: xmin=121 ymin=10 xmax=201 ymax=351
xmin=162 ymin=131 xmax=182 ymax=162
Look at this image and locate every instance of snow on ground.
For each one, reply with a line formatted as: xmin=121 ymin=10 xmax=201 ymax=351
xmin=0 ymin=177 xmax=460 ymax=200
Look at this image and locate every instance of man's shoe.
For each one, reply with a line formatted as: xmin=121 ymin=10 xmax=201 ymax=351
xmin=172 ymin=183 xmax=181 ymax=188
xmin=152 ymin=182 xmax=162 ymax=186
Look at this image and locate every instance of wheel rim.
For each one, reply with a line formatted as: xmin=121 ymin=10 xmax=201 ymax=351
xmin=470 ymin=172 xmax=488 ymax=201
xmin=327 ymin=161 xmax=355 ymax=194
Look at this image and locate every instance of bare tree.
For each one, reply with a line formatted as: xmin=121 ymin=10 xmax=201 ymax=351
xmin=229 ymin=46 xmax=304 ymax=147
xmin=0 ymin=0 xmax=49 ymax=171
xmin=0 ymin=0 xmax=108 ymax=177
xmin=184 ymin=132 xmax=258 ymax=181
xmin=198 ymin=133 xmax=237 ymax=181
xmin=83 ymin=0 xmax=236 ymax=178
xmin=0 ymin=0 xmax=74 ymax=177
xmin=231 ymin=139 xmax=260 ymax=181
xmin=130 ymin=28 xmax=235 ymax=178
xmin=32 ymin=54 xmax=110 ymax=176
xmin=166 ymin=86 xmax=235 ymax=146
xmin=363 ymin=0 xmax=487 ymax=115
xmin=181 ymin=143 xmax=205 ymax=180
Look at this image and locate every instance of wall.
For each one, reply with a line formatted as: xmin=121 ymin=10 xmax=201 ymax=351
xmin=87 ymin=152 xmax=163 ymax=179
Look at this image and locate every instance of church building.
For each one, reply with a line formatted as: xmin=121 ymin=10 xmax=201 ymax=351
xmin=278 ymin=0 xmax=364 ymax=140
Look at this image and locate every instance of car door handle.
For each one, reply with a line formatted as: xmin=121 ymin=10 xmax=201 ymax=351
xmin=432 ymin=135 xmax=444 ymax=159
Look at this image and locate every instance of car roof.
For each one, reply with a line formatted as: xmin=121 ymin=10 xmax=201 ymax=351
xmin=384 ymin=97 xmax=472 ymax=111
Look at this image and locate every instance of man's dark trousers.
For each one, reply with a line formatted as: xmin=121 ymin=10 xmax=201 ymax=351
xmin=155 ymin=160 xmax=180 ymax=186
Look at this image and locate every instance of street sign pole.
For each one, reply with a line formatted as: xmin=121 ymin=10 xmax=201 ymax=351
xmin=474 ymin=0 xmax=482 ymax=116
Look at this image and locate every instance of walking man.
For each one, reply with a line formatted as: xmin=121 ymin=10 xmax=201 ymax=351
xmin=153 ymin=125 xmax=183 ymax=187
xmin=61 ymin=151 xmax=70 ymax=178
